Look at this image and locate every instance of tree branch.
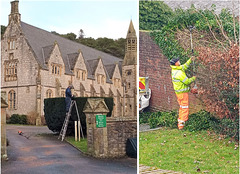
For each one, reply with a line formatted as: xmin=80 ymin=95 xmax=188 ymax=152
xmin=231 ymin=0 xmax=237 ymax=44
xmin=214 ymin=13 xmax=232 ymax=46
xmin=194 ymin=9 xmax=227 ymax=51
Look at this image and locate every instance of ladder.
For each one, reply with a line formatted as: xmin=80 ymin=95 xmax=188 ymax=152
xmin=58 ymin=100 xmax=84 ymax=141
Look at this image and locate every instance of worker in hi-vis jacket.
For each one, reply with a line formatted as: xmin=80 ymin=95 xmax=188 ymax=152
xmin=170 ymin=57 xmax=196 ymax=130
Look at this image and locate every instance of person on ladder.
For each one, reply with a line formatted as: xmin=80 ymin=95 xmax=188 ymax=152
xmin=65 ymin=84 xmax=74 ymax=113
xmin=170 ymin=57 xmax=196 ymax=130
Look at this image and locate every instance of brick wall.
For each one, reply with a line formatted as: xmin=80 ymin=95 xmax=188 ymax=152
xmin=139 ymin=31 xmax=202 ymax=113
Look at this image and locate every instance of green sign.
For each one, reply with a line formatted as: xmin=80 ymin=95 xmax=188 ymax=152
xmin=96 ymin=115 xmax=106 ymax=128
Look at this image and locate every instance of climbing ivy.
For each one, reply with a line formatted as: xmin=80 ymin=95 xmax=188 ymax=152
xmin=143 ymin=4 xmax=239 ymax=62
xmin=141 ymin=3 xmax=239 ymax=122
xmin=139 ymin=1 xmax=173 ymax=30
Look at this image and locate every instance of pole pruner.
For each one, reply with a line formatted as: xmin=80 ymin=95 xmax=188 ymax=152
xmin=189 ymin=25 xmax=198 ymax=94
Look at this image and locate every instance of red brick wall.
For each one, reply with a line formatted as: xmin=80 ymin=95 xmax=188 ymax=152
xmin=139 ymin=31 xmax=202 ymax=113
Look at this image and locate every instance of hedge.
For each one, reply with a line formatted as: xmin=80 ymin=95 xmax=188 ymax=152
xmin=7 ymin=114 xmax=28 ymax=125
xmin=44 ymin=97 xmax=113 ymax=135
xmin=144 ymin=110 xmax=239 ymax=141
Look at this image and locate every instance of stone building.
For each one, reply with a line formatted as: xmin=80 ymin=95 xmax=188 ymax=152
xmin=1 ymin=0 xmax=137 ymax=124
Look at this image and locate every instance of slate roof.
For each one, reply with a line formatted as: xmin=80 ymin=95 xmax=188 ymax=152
xmin=42 ymin=44 xmax=54 ymax=63
xmin=20 ymin=22 xmax=123 ymax=81
xmin=105 ymin=64 xmax=116 ymax=79
xmin=87 ymin=59 xmax=100 ymax=76
xmin=67 ymin=52 xmax=79 ymax=70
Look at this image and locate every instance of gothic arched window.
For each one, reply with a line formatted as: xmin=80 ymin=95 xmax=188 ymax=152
xmin=46 ymin=89 xmax=53 ymax=98
xmin=8 ymin=90 xmax=16 ymax=109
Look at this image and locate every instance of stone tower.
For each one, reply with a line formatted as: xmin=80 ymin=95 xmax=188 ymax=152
xmin=122 ymin=20 xmax=137 ymax=117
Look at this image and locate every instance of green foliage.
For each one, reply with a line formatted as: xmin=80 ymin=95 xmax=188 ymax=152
xmin=148 ymin=112 xmax=160 ymax=128
xmin=78 ymin=37 xmax=126 ymax=58
xmin=139 ymin=1 xmax=173 ymax=30
xmin=65 ymin=137 xmax=88 ymax=153
xmin=61 ymin=32 xmax=77 ymax=41
xmin=185 ymin=110 xmax=219 ymax=132
xmin=148 ymin=111 xmax=178 ymax=129
xmin=139 ymin=112 xmax=151 ymax=124
xmin=1 ymin=25 xmax=7 ymax=39
xmin=44 ymin=97 xmax=66 ymax=133
xmin=143 ymin=110 xmax=239 ymax=140
xmin=8 ymin=114 xmax=28 ymax=125
xmin=145 ymin=4 xmax=239 ymax=62
xmin=151 ymin=31 xmax=189 ymax=62
xmin=51 ymin=31 xmax=126 ymax=58
xmin=44 ymin=97 xmax=113 ymax=135
xmin=212 ymin=118 xmax=239 ymax=140
xmin=158 ymin=111 xmax=178 ymax=128
xmin=51 ymin=31 xmax=60 ymax=35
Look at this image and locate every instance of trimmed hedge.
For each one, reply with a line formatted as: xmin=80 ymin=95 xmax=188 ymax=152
xmin=8 ymin=114 xmax=28 ymax=125
xmin=144 ymin=110 xmax=239 ymax=140
xmin=44 ymin=97 xmax=113 ymax=135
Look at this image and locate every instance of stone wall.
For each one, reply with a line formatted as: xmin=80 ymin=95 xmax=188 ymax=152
xmin=1 ymin=97 xmax=8 ymax=160
xmin=84 ymin=98 xmax=137 ymax=158
xmin=139 ymin=31 xmax=203 ymax=113
xmin=107 ymin=118 xmax=137 ymax=157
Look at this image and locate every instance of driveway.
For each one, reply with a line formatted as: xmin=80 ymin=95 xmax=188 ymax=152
xmin=1 ymin=125 xmax=137 ymax=174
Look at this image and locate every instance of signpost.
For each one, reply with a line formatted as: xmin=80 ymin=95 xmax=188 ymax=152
xmin=96 ymin=115 xmax=106 ymax=128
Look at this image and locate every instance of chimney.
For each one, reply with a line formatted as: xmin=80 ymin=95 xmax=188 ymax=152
xmin=8 ymin=0 xmax=21 ymax=25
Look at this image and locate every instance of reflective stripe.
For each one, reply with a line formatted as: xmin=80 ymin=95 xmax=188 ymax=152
xmin=178 ymin=119 xmax=185 ymax=123
xmin=182 ymin=77 xmax=188 ymax=83
xmin=181 ymin=65 xmax=184 ymax=69
xmin=180 ymin=105 xmax=189 ymax=109
xmin=172 ymin=70 xmax=181 ymax=83
xmin=175 ymin=87 xmax=190 ymax=93
xmin=173 ymin=70 xmax=180 ymax=79
xmin=178 ymin=119 xmax=185 ymax=126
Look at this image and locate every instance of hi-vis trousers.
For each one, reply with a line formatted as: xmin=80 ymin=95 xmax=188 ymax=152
xmin=176 ymin=93 xmax=189 ymax=129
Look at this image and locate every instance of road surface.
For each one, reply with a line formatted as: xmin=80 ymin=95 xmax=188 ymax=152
xmin=1 ymin=125 xmax=137 ymax=174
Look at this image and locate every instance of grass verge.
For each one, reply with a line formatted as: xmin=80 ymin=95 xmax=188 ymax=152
xmin=140 ymin=127 xmax=239 ymax=174
xmin=65 ymin=136 xmax=88 ymax=154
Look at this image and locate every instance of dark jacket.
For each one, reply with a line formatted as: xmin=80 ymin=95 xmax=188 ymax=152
xmin=65 ymin=87 xmax=72 ymax=112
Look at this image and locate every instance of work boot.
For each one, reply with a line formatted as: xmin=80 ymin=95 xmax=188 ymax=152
xmin=178 ymin=120 xmax=185 ymax=130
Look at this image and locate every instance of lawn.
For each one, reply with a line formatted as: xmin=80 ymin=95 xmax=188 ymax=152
xmin=140 ymin=128 xmax=239 ymax=174
xmin=65 ymin=136 xmax=88 ymax=154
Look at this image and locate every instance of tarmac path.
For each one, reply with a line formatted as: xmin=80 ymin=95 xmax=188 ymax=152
xmin=1 ymin=125 xmax=137 ymax=174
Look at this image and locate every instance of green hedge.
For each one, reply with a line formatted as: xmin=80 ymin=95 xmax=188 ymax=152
xmin=8 ymin=114 xmax=28 ymax=125
xmin=147 ymin=111 xmax=178 ymax=129
xmin=144 ymin=110 xmax=239 ymax=140
xmin=44 ymin=97 xmax=113 ymax=135
xmin=139 ymin=112 xmax=151 ymax=124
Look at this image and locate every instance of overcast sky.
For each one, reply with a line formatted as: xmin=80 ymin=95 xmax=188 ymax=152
xmin=0 ymin=0 xmax=138 ymax=39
